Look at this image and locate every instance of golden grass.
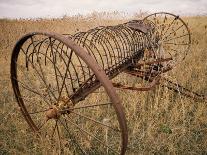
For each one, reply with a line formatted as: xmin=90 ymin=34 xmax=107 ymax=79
xmin=0 ymin=14 xmax=207 ymax=154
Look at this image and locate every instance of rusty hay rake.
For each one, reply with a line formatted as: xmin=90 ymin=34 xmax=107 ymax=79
xmin=10 ymin=12 xmax=206 ymax=154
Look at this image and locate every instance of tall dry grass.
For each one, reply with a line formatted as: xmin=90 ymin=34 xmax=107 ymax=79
xmin=0 ymin=14 xmax=207 ymax=154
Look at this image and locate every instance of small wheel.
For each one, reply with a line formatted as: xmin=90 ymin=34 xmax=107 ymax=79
xmin=11 ymin=32 xmax=127 ymax=155
xmin=143 ymin=12 xmax=191 ymax=66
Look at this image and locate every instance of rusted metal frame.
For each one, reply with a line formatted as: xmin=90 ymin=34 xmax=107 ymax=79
xmin=107 ymin=25 xmax=135 ymax=64
xmin=117 ymin=27 xmax=133 ymax=58
xmin=48 ymin=40 xmax=83 ymax=91
xmin=145 ymin=32 xmax=158 ymax=59
xmin=58 ymin=49 xmax=73 ymax=100
xmin=27 ymin=47 xmax=72 ymax=99
xmin=73 ymin=31 xmax=92 ymax=76
xmin=110 ymin=25 xmax=126 ymax=60
xmin=96 ymin=33 xmax=116 ymax=68
xmin=24 ymin=37 xmax=49 ymax=67
xmin=26 ymin=37 xmax=57 ymax=96
xmin=30 ymin=36 xmax=58 ymax=101
xmin=103 ymin=26 xmax=125 ymax=65
xmin=133 ymin=30 xmax=147 ymax=52
xmin=71 ymin=32 xmax=90 ymax=82
xmin=89 ymin=28 xmax=114 ymax=69
xmin=38 ymin=37 xmax=78 ymax=96
xmin=68 ymin=73 xmax=97 ymax=102
xmin=131 ymin=32 xmax=156 ymax=83
xmin=26 ymin=40 xmax=44 ymax=67
xmin=87 ymin=28 xmax=111 ymax=69
xmin=95 ymin=27 xmax=121 ymax=67
xmin=11 ymin=33 xmax=128 ymax=155
xmin=54 ymin=40 xmax=64 ymax=59
xmin=110 ymin=26 xmax=130 ymax=59
xmin=108 ymin=26 xmax=128 ymax=60
xmin=134 ymin=57 xmax=173 ymax=67
xmin=125 ymin=63 xmax=172 ymax=78
xmin=115 ymin=65 xmax=173 ymax=92
xmin=161 ymin=77 xmax=207 ymax=102
xmin=91 ymin=28 xmax=114 ymax=69
xmin=48 ymin=37 xmax=61 ymax=95
xmin=116 ymin=26 xmax=134 ymax=58
xmin=46 ymin=38 xmax=82 ymax=93
xmin=88 ymin=26 xmax=104 ymax=43
xmin=73 ymin=34 xmax=105 ymax=70
xmin=51 ymin=44 xmax=76 ymax=94
xmin=120 ymin=25 xmax=140 ymax=58
xmin=71 ymin=50 xmax=144 ymax=103
xmin=72 ymin=37 xmax=104 ymax=82
xmin=52 ymin=33 xmax=100 ymax=97
xmin=73 ymin=32 xmax=100 ymax=67
xmin=145 ymin=12 xmax=191 ymax=48
xmin=146 ymin=14 xmax=160 ymax=41
xmin=39 ymin=52 xmax=72 ymax=98
xmin=121 ymin=25 xmax=145 ymax=59
xmin=133 ymin=30 xmax=145 ymax=50
xmin=101 ymin=26 xmax=121 ymax=67
xmin=52 ymin=32 xmax=127 ymax=154
xmin=73 ymin=36 xmax=97 ymax=83
xmin=113 ymin=75 xmax=161 ymax=91
xmin=163 ymin=13 xmax=191 ymax=60
xmin=94 ymin=26 xmax=122 ymax=66
xmin=104 ymin=27 xmax=127 ymax=66
xmin=24 ymin=40 xmax=42 ymax=66
xmin=73 ymin=32 xmax=105 ymax=69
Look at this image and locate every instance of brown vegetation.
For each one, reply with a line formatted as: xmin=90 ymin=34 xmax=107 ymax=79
xmin=0 ymin=14 xmax=207 ymax=154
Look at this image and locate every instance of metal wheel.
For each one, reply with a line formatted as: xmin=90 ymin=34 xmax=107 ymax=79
xmin=11 ymin=32 xmax=127 ymax=155
xmin=143 ymin=12 xmax=191 ymax=66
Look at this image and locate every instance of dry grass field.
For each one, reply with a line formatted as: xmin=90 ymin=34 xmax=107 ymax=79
xmin=0 ymin=13 xmax=207 ymax=154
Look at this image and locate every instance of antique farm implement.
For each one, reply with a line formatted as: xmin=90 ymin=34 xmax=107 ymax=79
xmin=10 ymin=12 xmax=206 ymax=154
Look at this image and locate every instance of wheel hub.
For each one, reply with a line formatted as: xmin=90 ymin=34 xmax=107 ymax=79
xmin=45 ymin=97 xmax=74 ymax=120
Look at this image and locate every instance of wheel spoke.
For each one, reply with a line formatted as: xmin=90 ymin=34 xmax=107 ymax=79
xmin=51 ymin=119 xmax=58 ymax=139
xmin=60 ymin=102 xmax=112 ymax=112
xmin=64 ymin=115 xmax=119 ymax=154
xmin=163 ymin=33 xmax=190 ymax=42
xmin=162 ymin=24 xmax=185 ymax=40
xmin=161 ymin=17 xmax=177 ymax=38
xmin=70 ymin=111 xmax=120 ymax=132
xmin=58 ymin=119 xmax=88 ymax=155
xmin=13 ymin=77 xmax=51 ymax=106
xmin=29 ymin=109 xmax=49 ymax=114
xmin=38 ymin=119 xmax=48 ymax=130
xmin=20 ymin=47 xmax=55 ymax=103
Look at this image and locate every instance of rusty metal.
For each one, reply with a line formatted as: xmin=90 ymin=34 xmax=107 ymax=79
xmin=10 ymin=12 xmax=205 ymax=155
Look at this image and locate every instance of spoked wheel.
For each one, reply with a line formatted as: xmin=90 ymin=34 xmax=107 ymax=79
xmin=143 ymin=12 xmax=191 ymax=67
xmin=11 ymin=32 xmax=127 ymax=155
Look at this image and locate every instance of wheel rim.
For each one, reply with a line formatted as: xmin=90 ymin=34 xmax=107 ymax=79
xmin=11 ymin=32 xmax=127 ymax=155
xmin=143 ymin=12 xmax=191 ymax=67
